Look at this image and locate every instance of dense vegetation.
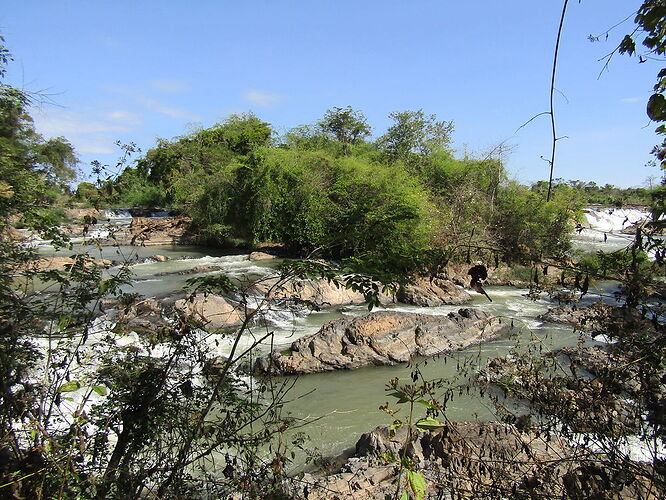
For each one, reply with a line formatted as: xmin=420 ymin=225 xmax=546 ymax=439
xmin=0 ymin=38 xmax=78 ymax=237
xmin=77 ymin=108 xmax=584 ymax=267
xmin=531 ymin=179 xmax=656 ymax=206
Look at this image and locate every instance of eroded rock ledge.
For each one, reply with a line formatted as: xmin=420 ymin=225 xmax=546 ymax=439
xmin=538 ymin=301 xmax=653 ymax=334
xmin=286 ymin=422 xmax=652 ymax=499
xmin=255 ymin=309 xmax=511 ymax=375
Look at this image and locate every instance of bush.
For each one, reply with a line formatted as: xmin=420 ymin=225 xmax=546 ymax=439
xmin=494 ymin=183 xmax=582 ymax=263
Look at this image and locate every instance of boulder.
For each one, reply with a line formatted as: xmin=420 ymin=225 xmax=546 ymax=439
xmin=30 ymin=256 xmax=113 ymax=271
xmin=174 ymin=294 xmax=243 ymax=329
xmin=126 ymin=216 xmax=196 ymax=246
xmin=252 ymin=277 xmax=373 ymax=308
xmin=255 ymin=309 xmax=510 ymax=375
xmin=150 ymin=254 xmax=169 ymax=262
xmin=249 ymin=251 xmax=277 ymax=261
xmin=396 ymin=277 xmax=471 ymax=306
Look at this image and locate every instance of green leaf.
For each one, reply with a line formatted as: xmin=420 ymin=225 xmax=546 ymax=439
xmin=415 ymin=416 xmax=445 ymax=431
xmin=399 ymin=491 xmax=409 ymax=500
xmin=58 ymin=381 xmax=81 ymax=393
xmin=619 ymin=34 xmax=636 ymax=56
xmin=407 ymin=470 xmax=426 ymax=500
xmin=91 ymin=385 xmax=108 ymax=396
xmin=648 ymin=93 xmax=666 ymax=121
xmin=388 ymin=392 xmax=409 ymax=403
xmin=416 ymin=399 xmax=438 ymax=410
xmin=389 ymin=419 xmax=403 ymax=431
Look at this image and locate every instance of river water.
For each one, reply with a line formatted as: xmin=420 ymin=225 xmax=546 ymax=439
xmin=31 ymin=207 xmax=644 ymax=464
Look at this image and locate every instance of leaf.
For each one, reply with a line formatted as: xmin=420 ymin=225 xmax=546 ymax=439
xmin=619 ymin=34 xmax=636 ymax=56
xmin=91 ymin=385 xmax=108 ymax=396
xmin=407 ymin=470 xmax=427 ymax=500
xmin=416 ymin=399 xmax=438 ymax=410
xmin=388 ymin=392 xmax=409 ymax=404
xmin=389 ymin=419 xmax=403 ymax=431
xmin=58 ymin=381 xmax=81 ymax=393
xmin=647 ymin=93 xmax=666 ymax=121
xmin=415 ymin=416 xmax=445 ymax=431
xmin=399 ymin=491 xmax=409 ymax=500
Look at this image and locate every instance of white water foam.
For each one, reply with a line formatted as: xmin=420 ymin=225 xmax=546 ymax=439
xmin=103 ymin=209 xmax=133 ymax=221
xmin=583 ymin=207 xmax=648 ymax=234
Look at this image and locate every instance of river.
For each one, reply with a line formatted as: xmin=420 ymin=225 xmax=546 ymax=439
xmin=29 ymin=207 xmax=644 ymax=466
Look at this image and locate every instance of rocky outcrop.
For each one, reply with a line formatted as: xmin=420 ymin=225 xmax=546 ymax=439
xmin=251 ymin=277 xmax=371 ymax=308
xmin=538 ymin=301 xmax=653 ymax=334
xmin=30 ymin=256 xmax=113 ymax=271
xmin=479 ymin=349 xmax=643 ymax=436
xmin=287 ymin=422 xmax=653 ymax=499
xmin=249 ymin=251 xmax=277 ymax=261
xmin=434 ymin=263 xmax=526 ymax=287
xmin=252 ymin=276 xmax=468 ymax=310
xmin=255 ymin=309 xmax=510 ymax=375
xmin=174 ymin=294 xmax=243 ymax=329
xmin=396 ymin=277 xmax=471 ymax=306
xmin=126 ymin=216 xmax=197 ymax=246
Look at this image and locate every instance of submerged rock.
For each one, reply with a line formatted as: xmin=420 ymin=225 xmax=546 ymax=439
xmin=255 ymin=309 xmax=510 ymax=375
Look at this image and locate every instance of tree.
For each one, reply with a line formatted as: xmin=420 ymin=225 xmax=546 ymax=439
xmin=318 ymin=106 xmax=371 ymax=149
xmin=378 ymin=109 xmax=454 ymax=163
xmin=0 ymin=39 xmax=77 ymax=233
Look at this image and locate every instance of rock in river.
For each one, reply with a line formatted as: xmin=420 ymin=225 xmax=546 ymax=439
xmin=174 ymin=294 xmax=243 ymax=329
xmin=255 ymin=308 xmax=511 ymax=375
xmin=286 ymin=421 xmax=653 ymax=499
xmin=251 ymin=277 xmax=369 ymax=308
xmin=396 ymin=277 xmax=471 ymax=306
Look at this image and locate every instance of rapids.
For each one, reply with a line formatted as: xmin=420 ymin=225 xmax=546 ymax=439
xmin=28 ymin=206 xmax=654 ymax=465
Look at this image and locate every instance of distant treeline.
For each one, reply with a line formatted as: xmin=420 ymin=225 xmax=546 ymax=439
xmin=531 ymin=179 xmax=655 ymax=207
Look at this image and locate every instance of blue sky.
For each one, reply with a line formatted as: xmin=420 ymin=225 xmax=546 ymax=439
xmin=1 ymin=0 xmax=660 ymax=187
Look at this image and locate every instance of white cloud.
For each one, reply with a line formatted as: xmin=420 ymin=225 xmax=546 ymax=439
xmin=70 ymin=135 xmax=117 ymax=155
xmin=30 ymin=108 xmax=140 ymax=156
xmin=244 ymin=89 xmax=283 ymax=108
xmin=104 ymin=110 xmax=142 ymax=125
xmin=620 ymin=97 xmax=643 ymax=103
xmin=149 ymin=78 xmax=189 ymax=93
xmin=32 ymin=109 xmax=131 ymax=136
xmin=140 ymin=97 xmax=200 ymax=121
xmin=104 ymin=85 xmax=200 ymax=121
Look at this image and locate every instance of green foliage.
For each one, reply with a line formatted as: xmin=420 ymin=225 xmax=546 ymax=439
xmin=495 ymin=183 xmax=580 ymax=263
xmin=532 ymin=178 xmax=653 ymax=207
xmin=318 ymin=106 xmax=371 ymax=152
xmin=378 ymin=109 xmax=454 ymax=164
xmin=95 ymin=106 xmax=580 ymax=269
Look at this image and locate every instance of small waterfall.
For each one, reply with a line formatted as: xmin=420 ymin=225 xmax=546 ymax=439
xmin=582 ymin=207 xmax=648 ymax=234
xmin=103 ymin=209 xmax=133 ymax=223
